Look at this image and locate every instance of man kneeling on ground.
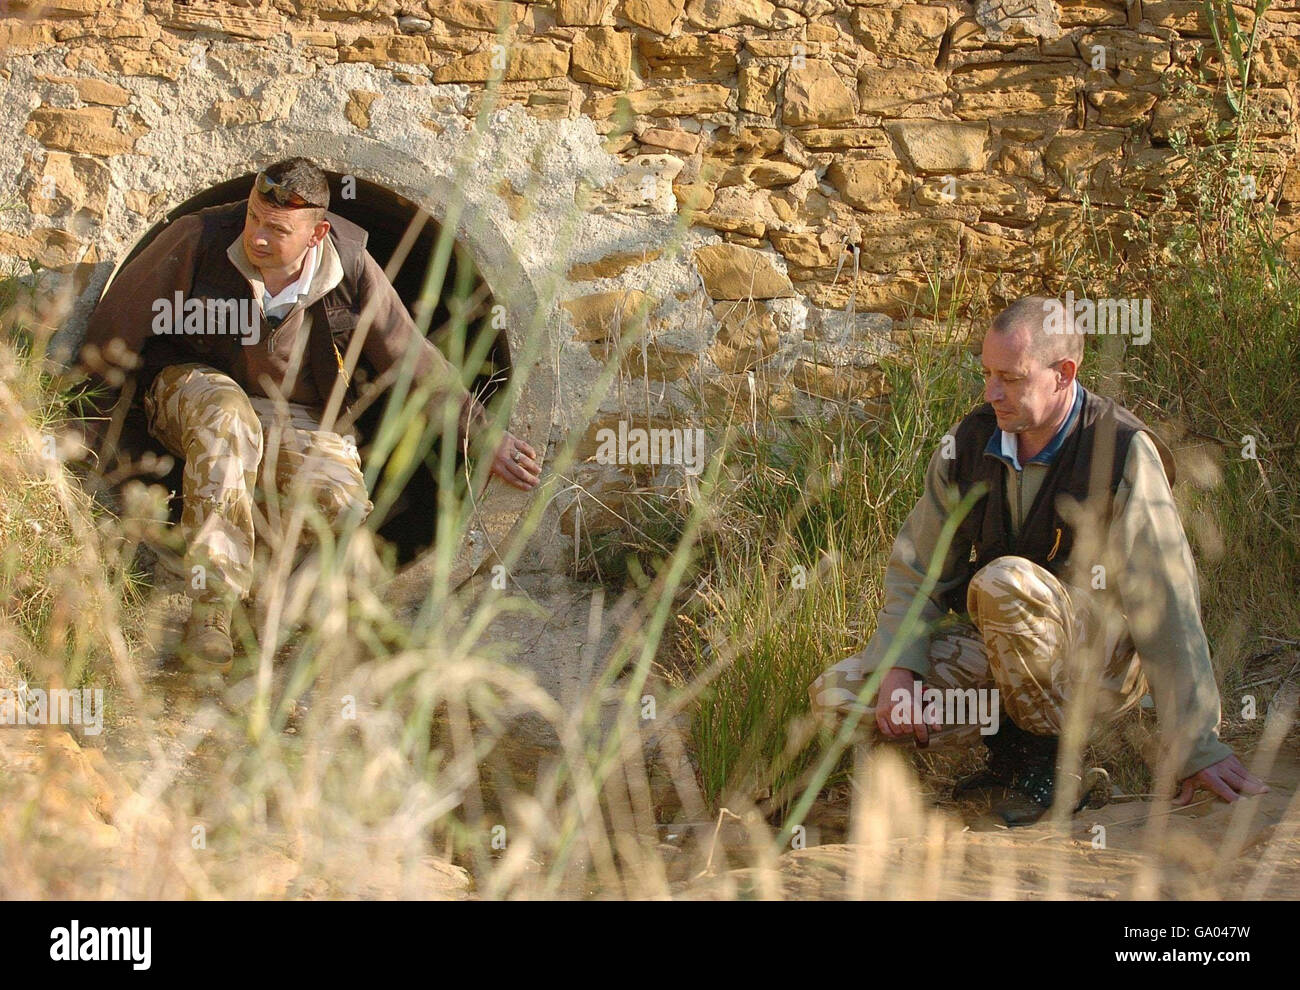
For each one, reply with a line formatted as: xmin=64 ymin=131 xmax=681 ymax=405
xmin=808 ymin=296 xmax=1267 ymax=825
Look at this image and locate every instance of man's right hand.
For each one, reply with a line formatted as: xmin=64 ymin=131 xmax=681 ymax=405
xmin=875 ymin=666 xmax=940 ymax=747
xmin=1174 ymin=752 xmax=1269 ymax=805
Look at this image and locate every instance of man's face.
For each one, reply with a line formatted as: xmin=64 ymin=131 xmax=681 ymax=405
xmin=241 ymin=190 xmax=327 ymax=274
xmin=979 ymin=326 xmax=1070 ymax=434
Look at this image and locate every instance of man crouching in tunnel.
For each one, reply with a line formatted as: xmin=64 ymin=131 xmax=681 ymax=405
xmin=808 ymin=296 xmax=1266 ymax=826
xmin=68 ymin=157 xmax=541 ymax=675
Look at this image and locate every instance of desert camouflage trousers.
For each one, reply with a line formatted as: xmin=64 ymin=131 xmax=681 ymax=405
xmin=808 ymin=556 xmax=1150 ymax=744
xmin=143 ymin=362 xmax=374 ymax=604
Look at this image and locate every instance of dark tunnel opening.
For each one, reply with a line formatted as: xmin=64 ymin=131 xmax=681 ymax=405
xmin=103 ymin=172 xmax=511 ymax=567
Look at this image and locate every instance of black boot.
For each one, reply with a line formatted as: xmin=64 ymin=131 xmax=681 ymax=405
xmin=953 ymin=720 xmax=1108 ymax=827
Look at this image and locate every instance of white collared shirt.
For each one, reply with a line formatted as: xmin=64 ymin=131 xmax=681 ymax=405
xmin=262 ymin=241 xmax=319 ymax=321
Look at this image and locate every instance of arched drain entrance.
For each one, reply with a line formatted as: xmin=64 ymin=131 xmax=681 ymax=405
xmin=102 ymin=172 xmax=513 ymax=569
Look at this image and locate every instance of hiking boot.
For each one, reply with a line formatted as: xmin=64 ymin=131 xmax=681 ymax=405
xmin=991 ymin=766 xmax=1111 ymax=827
xmin=180 ymin=599 xmax=235 ymax=674
xmin=953 ymin=719 xmax=1109 ymax=827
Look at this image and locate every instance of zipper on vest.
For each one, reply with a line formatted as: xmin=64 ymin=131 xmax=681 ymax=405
xmin=1012 ymin=464 xmax=1023 ymax=550
xmin=1017 ymin=466 xmax=1024 ymax=534
xmin=265 ymin=305 xmax=301 ymax=352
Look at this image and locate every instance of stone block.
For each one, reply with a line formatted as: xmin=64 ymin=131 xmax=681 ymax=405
xmin=573 ymin=26 xmax=631 ymax=87
xmin=344 ymin=90 xmax=381 ymax=129
xmin=436 ymin=1 xmax=526 ymax=31
xmin=694 ymin=242 xmax=795 ymax=299
xmin=685 ymin=0 xmax=778 ymax=29
xmin=951 ymin=62 xmax=1078 ymax=119
xmin=856 ymin=216 xmax=962 ymax=272
xmin=826 ymin=158 xmax=909 ymax=212
xmin=584 ymin=83 xmax=731 ymax=117
xmin=639 ymin=33 xmax=739 ymax=80
xmin=339 ymin=35 xmax=431 ymax=66
xmin=25 ymin=106 xmax=139 ymax=156
xmin=849 ymin=4 xmax=949 ymax=61
xmin=615 ymin=0 xmax=685 ymax=35
xmin=25 ymin=151 xmax=109 ymax=217
xmin=1043 ymin=129 xmax=1125 ymax=189
xmin=567 ymin=249 xmax=664 ymax=280
xmin=856 ymin=65 xmax=945 ymax=115
xmin=738 ymin=62 xmax=781 ymax=115
xmin=885 ymin=120 xmax=989 ymax=173
xmin=432 ymin=41 xmax=569 ymax=82
xmin=782 ymin=60 xmax=856 ymax=126
xmin=556 ymin=0 xmax=613 ymax=25
xmin=562 ymin=289 xmax=657 ymax=341
xmin=1085 ymin=89 xmax=1157 ymax=126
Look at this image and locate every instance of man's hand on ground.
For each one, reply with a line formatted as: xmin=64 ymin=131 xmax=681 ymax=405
xmin=487 ymin=431 xmax=541 ymax=491
xmin=1175 ymin=753 xmax=1269 ymax=805
xmin=876 ymin=666 xmax=941 ymax=747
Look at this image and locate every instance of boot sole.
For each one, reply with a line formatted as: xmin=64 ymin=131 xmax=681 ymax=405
xmin=178 ymin=647 xmax=234 ymax=676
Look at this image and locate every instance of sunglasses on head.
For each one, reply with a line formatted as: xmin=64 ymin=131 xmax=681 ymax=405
xmin=254 ymin=171 xmax=325 ymax=210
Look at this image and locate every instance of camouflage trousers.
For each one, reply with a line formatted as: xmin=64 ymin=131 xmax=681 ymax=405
xmin=143 ymin=362 xmax=374 ymax=604
xmin=808 ymin=556 xmax=1149 ymax=744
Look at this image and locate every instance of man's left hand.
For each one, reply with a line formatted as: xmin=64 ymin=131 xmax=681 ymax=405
xmin=1174 ymin=753 xmax=1269 ymax=805
xmin=487 ymin=432 xmax=541 ymax=491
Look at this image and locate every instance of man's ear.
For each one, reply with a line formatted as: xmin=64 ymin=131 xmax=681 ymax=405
xmin=1056 ymin=357 xmax=1079 ymax=386
xmin=309 ymin=218 xmax=331 ymax=247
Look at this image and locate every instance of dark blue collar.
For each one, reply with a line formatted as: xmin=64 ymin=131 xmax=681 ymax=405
xmin=985 ymin=382 xmax=1084 ymax=471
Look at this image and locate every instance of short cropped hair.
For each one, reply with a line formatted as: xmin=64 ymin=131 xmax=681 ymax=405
xmin=259 ymin=157 xmax=330 ymax=219
xmin=988 ymin=296 xmax=1084 ymax=366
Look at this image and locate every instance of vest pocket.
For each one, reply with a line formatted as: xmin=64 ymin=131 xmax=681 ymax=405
xmin=321 ymin=304 xmax=360 ymax=398
xmin=324 ymin=304 xmax=358 ymax=341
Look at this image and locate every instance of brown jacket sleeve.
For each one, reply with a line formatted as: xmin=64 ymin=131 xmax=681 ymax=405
xmin=354 ymin=251 xmax=491 ymax=450
xmin=1109 ymin=431 xmax=1233 ymax=781
xmin=69 ymin=214 xmax=203 ymax=454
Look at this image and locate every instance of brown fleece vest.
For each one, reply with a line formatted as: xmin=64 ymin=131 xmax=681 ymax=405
xmin=940 ymin=387 xmax=1176 ymax=614
xmin=146 ymin=199 xmax=368 ymax=409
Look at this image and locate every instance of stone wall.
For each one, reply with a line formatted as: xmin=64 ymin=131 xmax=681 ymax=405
xmin=3 ymin=0 xmax=1299 ymax=568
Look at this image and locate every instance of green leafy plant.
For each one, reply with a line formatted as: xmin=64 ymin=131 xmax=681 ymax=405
xmin=1202 ymin=0 xmax=1272 ymax=115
